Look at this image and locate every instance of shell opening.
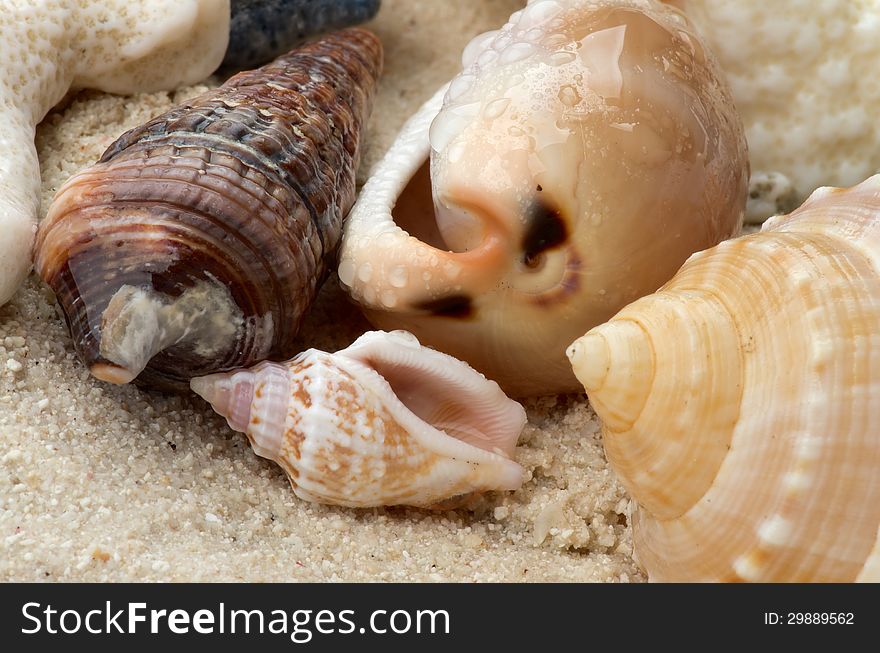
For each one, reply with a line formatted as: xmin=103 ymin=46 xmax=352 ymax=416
xmin=94 ymin=279 xmax=243 ymax=384
xmin=343 ymin=332 xmax=525 ymax=460
xmin=392 ymin=160 xmax=453 ymax=251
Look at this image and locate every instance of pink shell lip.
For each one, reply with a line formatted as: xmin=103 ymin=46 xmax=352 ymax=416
xmin=338 ymin=330 xmax=527 ymax=465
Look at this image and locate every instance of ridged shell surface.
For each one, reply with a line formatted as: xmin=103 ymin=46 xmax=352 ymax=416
xmin=339 ymin=0 xmax=748 ymax=396
xmin=191 ymin=330 xmax=527 ymax=508
xmin=35 ymin=29 xmax=383 ymax=389
xmin=567 ymin=175 xmax=880 ymax=582
xmin=223 ymin=0 xmax=382 ymax=70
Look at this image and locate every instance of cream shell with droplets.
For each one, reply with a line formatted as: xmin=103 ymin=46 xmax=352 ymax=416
xmin=339 ymin=0 xmax=748 ymax=397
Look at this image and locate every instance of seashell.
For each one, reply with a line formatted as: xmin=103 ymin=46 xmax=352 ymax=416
xmin=0 ymin=0 xmax=381 ymax=309
xmin=664 ymin=0 xmax=880 ymax=223
xmin=337 ymin=0 xmax=748 ymax=397
xmin=0 ymin=0 xmax=231 ymax=307
xmin=191 ymin=330 xmax=527 ymax=508
xmin=35 ymin=29 xmax=383 ymax=389
xmin=223 ymin=0 xmax=382 ymax=71
xmin=567 ymin=175 xmax=880 ymax=582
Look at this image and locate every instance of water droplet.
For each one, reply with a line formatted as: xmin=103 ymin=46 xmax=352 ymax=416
xmin=476 ymin=48 xmax=499 ymax=68
xmin=500 ymin=41 xmax=534 ymax=65
xmin=447 ymin=74 xmax=476 ymax=102
xmin=443 ymin=260 xmax=462 ymax=280
xmin=389 ymin=266 xmax=409 ymax=288
xmin=338 ymin=259 xmax=355 ymax=286
xmin=461 ymin=30 xmax=498 ymax=68
xmin=378 ymin=231 xmax=398 ymax=247
xmin=429 ymin=103 xmax=480 ymax=152
xmin=447 ymin=141 xmax=465 ymax=164
xmin=557 ymin=84 xmax=581 ymax=107
xmin=524 ymin=28 xmax=545 ymax=43
xmin=549 ymin=50 xmax=576 ymax=66
xmin=381 ymin=290 xmax=398 ymax=308
xmin=483 ymin=97 xmax=510 ymax=120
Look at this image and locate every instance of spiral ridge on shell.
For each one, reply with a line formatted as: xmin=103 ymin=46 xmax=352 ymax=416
xmin=35 ymin=28 xmax=383 ymax=388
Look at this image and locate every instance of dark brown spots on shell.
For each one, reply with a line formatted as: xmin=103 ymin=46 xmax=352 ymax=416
xmin=522 ymin=198 xmax=568 ymax=265
xmin=283 ymin=423 xmax=305 ymax=462
xmin=414 ymin=294 xmax=473 ymax=318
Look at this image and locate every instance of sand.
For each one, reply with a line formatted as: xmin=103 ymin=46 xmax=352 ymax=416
xmin=0 ymin=0 xmax=642 ymax=582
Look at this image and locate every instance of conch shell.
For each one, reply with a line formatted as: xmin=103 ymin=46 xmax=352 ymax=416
xmin=338 ymin=0 xmax=748 ymax=396
xmin=191 ymin=330 xmax=527 ymax=508
xmin=567 ymin=175 xmax=880 ymax=582
xmin=35 ymin=29 xmax=382 ymax=389
xmin=665 ymin=0 xmax=880 ymax=222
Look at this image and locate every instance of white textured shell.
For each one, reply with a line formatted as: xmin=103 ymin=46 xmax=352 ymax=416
xmin=567 ymin=175 xmax=880 ymax=581
xmin=191 ymin=330 xmax=527 ymax=508
xmin=0 ymin=0 xmax=229 ymax=306
xmin=339 ymin=0 xmax=748 ymax=397
xmin=667 ymin=0 xmax=880 ymax=222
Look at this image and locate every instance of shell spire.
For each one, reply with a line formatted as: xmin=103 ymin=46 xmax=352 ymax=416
xmin=191 ymin=330 xmax=527 ymax=508
xmin=568 ymin=175 xmax=880 ymax=582
xmin=35 ymin=29 xmax=383 ymax=389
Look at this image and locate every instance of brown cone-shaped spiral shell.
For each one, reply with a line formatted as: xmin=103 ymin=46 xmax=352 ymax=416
xmin=35 ymin=28 xmax=383 ymax=389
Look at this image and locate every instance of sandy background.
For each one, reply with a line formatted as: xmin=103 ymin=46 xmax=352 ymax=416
xmin=0 ymin=0 xmax=642 ymax=582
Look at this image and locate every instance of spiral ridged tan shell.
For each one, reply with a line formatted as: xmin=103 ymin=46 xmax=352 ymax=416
xmin=339 ymin=0 xmax=748 ymax=397
xmin=35 ymin=29 xmax=382 ymax=389
xmin=191 ymin=330 xmax=526 ymax=508
xmin=567 ymin=175 xmax=880 ymax=582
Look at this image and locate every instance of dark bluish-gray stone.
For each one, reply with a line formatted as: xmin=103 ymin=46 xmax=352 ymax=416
xmin=222 ymin=0 xmax=381 ymax=71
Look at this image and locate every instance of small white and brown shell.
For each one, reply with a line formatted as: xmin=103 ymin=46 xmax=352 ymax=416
xmin=191 ymin=330 xmax=527 ymax=508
